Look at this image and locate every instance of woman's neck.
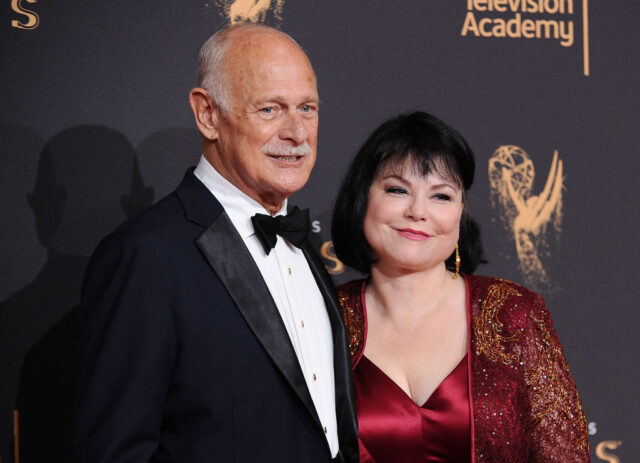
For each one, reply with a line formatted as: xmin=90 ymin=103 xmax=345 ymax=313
xmin=367 ymin=263 xmax=456 ymax=319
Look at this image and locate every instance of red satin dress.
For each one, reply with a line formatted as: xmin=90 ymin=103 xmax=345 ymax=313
xmin=340 ymin=276 xmax=591 ymax=463
xmin=353 ymin=286 xmax=472 ymax=463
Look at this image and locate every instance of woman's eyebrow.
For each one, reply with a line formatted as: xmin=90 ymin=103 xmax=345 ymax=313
xmin=380 ymin=174 xmax=409 ymax=183
xmin=430 ymin=181 xmax=457 ymax=190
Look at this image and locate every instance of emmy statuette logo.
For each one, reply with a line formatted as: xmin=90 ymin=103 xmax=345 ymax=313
xmin=10 ymin=0 xmax=39 ymax=30
xmin=213 ymin=0 xmax=286 ymax=25
xmin=489 ymin=145 xmax=564 ymax=291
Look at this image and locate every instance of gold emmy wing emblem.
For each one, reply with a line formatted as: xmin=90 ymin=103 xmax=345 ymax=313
xmin=489 ymin=146 xmax=564 ymax=290
xmin=214 ymin=0 xmax=286 ymax=25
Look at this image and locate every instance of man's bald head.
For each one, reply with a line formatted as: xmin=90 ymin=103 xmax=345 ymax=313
xmin=197 ymin=24 xmax=313 ymax=114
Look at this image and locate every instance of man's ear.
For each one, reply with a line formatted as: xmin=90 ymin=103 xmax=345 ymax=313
xmin=189 ymin=87 xmax=220 ymax=141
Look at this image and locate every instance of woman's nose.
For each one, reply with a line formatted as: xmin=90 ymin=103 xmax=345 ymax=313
xmin=405 ymin=198 xmax=427 ymax=221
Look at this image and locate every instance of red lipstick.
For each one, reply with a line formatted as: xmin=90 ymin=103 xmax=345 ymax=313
xmin=396 ymin=228 xmax=431 ymax=241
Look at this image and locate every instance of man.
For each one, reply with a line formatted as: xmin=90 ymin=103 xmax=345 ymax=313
xmin=72 ymin=24 xmax=358 ymax=462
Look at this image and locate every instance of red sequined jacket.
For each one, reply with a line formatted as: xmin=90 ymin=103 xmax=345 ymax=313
xmin=338 ymin=274 xmax=590 ymax=463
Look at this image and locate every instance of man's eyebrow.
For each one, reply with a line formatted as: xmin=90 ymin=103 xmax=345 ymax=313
xmin=254 ymin=95 xmax=319 ymax=103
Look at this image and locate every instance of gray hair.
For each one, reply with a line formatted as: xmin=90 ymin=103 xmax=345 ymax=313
xmin=196 ymin=24 xmax=303 ymax=114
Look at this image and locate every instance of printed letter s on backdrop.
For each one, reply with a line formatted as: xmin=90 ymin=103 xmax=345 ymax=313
xmin=11 ymin=0 xmax=39 ymax=30
xmin=596 ymin=440 xmax=622 ymax=463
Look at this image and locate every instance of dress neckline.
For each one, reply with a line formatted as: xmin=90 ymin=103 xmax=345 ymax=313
xmin=360 ymin=353 xmax=469 ymax=408
xmin=356 ymin=276 xmax=472 ymax=408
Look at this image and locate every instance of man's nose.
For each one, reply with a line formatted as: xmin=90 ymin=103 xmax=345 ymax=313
xmin=279 ymin=112 xmax=308 ymax=145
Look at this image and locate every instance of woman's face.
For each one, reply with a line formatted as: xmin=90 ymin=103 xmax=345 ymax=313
xmin=364 ymin=164 xmax=464 ymax=274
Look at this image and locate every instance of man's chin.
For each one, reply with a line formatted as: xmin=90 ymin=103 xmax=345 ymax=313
xmin=268 ymin=177 xmax=311 ymax=199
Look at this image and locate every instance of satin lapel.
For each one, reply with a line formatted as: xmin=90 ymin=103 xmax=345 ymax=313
xmin=195 ymin=213 xmax=320 ymax=427
xmin=302 ymin=242 xmax=359 ymax=459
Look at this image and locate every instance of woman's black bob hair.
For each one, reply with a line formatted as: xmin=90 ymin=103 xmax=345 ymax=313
xmin=331 ymin=111 xmax=484 ymax=275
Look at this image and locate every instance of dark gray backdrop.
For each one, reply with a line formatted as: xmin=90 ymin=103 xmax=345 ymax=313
xmin=1 ymin=1 xmax=638 ymax=461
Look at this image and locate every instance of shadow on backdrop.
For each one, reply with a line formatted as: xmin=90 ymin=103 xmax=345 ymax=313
xmin=0 ymin=124 xmax=45 ymax=463
xmin=0 ymin=125 xmax=154 ymax=462
xmin=136 ymin=127 xmax=201 ymax=200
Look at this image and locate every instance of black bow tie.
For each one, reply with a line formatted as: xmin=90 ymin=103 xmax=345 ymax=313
xmin=251 ymin=206 xmax=310 ymax=255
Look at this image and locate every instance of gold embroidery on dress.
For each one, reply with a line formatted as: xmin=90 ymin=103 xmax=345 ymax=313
xmin=569 ymin=389 xmax=590 ymax=450
xmin=473 ymin=281 xmax=522 ymax=365
xmin=526 ymin=314 xmax=590 ymax=450
xmin=339 ymin=292 xmax=362 ymax=359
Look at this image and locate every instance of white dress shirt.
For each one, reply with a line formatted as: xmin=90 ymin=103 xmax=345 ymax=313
xmin=194 ymin=155 xmax=339 ymax=457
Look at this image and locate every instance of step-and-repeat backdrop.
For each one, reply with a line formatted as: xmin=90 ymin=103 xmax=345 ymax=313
xmin=1 ymin=1 xmax=638 ymax=461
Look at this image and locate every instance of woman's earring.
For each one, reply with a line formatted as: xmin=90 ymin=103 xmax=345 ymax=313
xmin=453 ymin=244 xmax=461 ymax=279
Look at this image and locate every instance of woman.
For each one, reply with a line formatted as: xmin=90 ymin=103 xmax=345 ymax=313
xmin=332 ymin=111 xmax=589 ymax=462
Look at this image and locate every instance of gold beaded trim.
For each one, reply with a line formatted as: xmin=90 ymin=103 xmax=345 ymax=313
xmin=526 ymin=314 xmax=590 ymax=450
xmin=473 ymin=281 xmax=522 ymax=365
xmin=339 ymin=292 xmax=364 ymax=360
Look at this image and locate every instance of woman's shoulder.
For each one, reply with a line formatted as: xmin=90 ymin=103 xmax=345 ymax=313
xmin=336 ymin=279 xmax=366 ymax=367
xmin=465 ymin=274 xmax=546 ymax=331
xmin=465 ymin=273 xmax=542 ymax=305
xmin=467 ymin=274 xmax=550 ymax=365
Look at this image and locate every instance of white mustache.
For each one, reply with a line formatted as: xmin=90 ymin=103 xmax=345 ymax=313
xmin=262 ymin=141 xmax=312 ymax=156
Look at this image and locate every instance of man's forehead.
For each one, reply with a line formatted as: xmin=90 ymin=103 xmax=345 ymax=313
xmin=228 ymin=42 xmax=316 ymax=86
xmin=235 ymin=66 xmax=318 ymax=100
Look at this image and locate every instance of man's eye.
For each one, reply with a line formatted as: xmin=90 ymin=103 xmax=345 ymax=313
xmin=300 ymin=105 xmax=311 ymax=112
xmin=260 ymin=107 xmax=273 ymax=114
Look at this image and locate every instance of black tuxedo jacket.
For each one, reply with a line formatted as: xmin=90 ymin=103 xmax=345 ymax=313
xmin=72 ymin=169 xmax=358 ymax=463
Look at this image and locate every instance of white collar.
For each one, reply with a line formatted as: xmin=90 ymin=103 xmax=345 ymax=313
xmin=193 ymin=155 xmax=287 ymax=240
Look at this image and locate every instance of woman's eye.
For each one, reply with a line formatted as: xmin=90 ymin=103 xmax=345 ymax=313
xmin=385 ymin=187 xmax=407 ymax=194
xmin=434 ymin=193 xmax=451 ymax=201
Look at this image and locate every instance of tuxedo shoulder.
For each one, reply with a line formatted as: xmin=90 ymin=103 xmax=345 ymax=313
xmin=93 ymin=192 xmax=198 ymax=257
xmin=116 ymin=192 xmax=181 ymax=231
